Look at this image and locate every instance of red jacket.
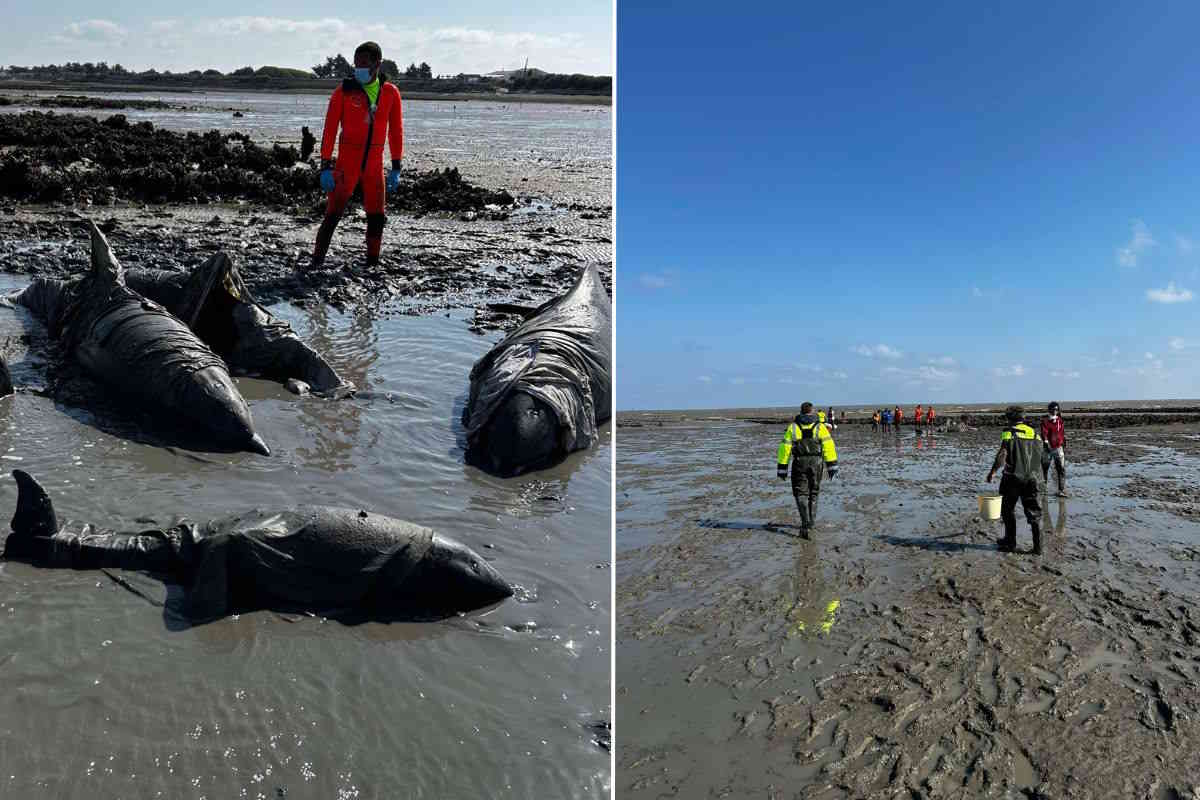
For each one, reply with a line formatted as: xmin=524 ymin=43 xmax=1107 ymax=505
xmin=1041 ymin=416 xmax=1066 ymax=449
xmin=320 ymin=78 xmax=403 ymax=164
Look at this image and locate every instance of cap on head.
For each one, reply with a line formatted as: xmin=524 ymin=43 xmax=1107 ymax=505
xmin=800 ymin=402 xmax=813 ymax=414
xmin=1048 ymin=401 xmax=1060 ymax=412
xmin=1005 ymin=405 xmax=1024 ymax=423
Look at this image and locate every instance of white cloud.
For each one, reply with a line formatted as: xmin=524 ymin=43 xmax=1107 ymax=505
xmin=638 ymin=273 xmax=669 ymax=290
xmin=730 ymin=377 xmax=746 ymax=385
xmin=1117 ymin=219 xmax=1155 ymax=267
xmin=60 ymin=19 xmax=128 ymax=41
xmin=1114 ymin=359 xmax=1164 ymax=376
xmin=1145 ymin=352 xmax=1155 ymax=360
xmin=42 ymin=16 xmax=607 ymax=75
xmin=971 ymin=286 xmax=984 ymax=298
xmin=881 ymin=365 xmax=957 ymax=384
xmin=1170 ymin=337 xmax=1187 ymax=351
xmin=832 ymin=371 xmax=848 ymax=380
xmin=1146 ymin=282 xmax=1193 ymax=303
xmin=1112 ymin=347 xmax=1120 ymax=356
xmin=991 ymin=364 xmax=1025 ymax=377
xmin=1049 ymin=369 xmax=1081 ymax=379
xmin=1179 ymin=235 xmax=1195 ymax=254
xmin=927 ymin=356 xmax=956 ymax=366
xmin=852 ymin=343 xmax=903 ymax=359
xmin=697 ymin=375 xmax=712 ymax=383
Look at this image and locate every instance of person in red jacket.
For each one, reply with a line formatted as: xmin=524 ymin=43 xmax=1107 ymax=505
xmin=893 ymin=405 xmax=904 ymax=430
xmin=308 ymin=41 xmax=404 ymax=271
xmin=1040 ymin=401 xmax=1068 ymax=496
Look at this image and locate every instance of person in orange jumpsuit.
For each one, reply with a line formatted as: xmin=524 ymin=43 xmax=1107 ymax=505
xmin=308 ymin=41 xmax=404 ymax=270
xmin=915 ymin=404 xmax=924 ymax=427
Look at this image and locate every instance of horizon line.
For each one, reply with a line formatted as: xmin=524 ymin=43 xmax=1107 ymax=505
xmin=617 ymin=398 xmax=1200 ymax=414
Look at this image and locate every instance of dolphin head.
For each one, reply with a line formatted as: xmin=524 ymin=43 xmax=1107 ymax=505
xmin=388 ymin=533 xmax=513 ymax=618
xmin=480 ymin=391 xmax=562 ymax=477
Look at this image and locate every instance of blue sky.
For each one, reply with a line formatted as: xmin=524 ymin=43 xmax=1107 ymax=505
xmin=2 ymin=2 xmax=611 ymax=75
xmin=617 ymin=1 xmax=1200 ymax=410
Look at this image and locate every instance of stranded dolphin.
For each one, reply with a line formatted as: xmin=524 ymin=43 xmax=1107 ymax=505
xmin=125 ymin=253 xmax=354 ymax=398
xmin=5 ymin=221 xmax=269 ymax=455
xmin=463 ymin=264 xmax=612 ymax=476
xmin=3 ymin=470 xmax=513 ymax=623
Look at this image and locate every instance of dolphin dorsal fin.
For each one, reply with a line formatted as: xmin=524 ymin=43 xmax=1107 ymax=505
xmin=87 ymin=220 xmax=124 ymax=285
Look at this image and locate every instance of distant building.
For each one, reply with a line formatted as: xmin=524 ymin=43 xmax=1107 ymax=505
xmin=456 ymin=73 xmax=484 ymax=83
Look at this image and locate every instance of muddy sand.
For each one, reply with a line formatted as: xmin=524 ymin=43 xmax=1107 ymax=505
xmin=617 ymin=416 xmax=1200 ymax=798
xmin=0 ymin=110 xmax=611 ymax=329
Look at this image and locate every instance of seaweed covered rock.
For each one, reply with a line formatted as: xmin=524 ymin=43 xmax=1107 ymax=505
xmin=0 ymin=111 xmax=515 ymax=213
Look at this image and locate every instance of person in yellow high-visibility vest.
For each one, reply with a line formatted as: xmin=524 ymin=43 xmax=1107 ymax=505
xmin=777 ymin=401 xmax=839 ymax=538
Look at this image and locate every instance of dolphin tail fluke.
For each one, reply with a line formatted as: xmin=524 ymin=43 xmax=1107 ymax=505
xmin=10 ymin=470 xmax=59 ymax=539
xmin=86 ymin=219 xmax=124 ymax=285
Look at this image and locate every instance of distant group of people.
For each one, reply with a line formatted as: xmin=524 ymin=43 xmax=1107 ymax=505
xmin=870 ymin=404 xmax=936 ymax=431
xmin=776 ymin=399 xmax=1069 ymax=558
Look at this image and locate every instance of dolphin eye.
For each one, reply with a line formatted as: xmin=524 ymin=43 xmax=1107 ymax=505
xmin=471 ymin=560 xmax=480 ymax=573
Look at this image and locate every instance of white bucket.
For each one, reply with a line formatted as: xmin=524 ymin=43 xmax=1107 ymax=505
xmin=978 ymin=494 xmax=1002 ymax=520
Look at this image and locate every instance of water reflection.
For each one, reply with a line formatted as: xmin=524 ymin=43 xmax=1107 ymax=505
xmin=1042 ymin=497 xmax=1068 ymax=539
xmin=0 ymin=276 xmax=611 ymax=799
xmin=780 ymin=546 xmax=841 ymax=639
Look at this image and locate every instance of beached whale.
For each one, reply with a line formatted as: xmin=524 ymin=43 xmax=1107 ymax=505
xmin=463 ymin=265 xmax=611 ymax=476
xmin=0 ymin=353 xmax=10 ymax=398
xmin=4 ymin=221 xmax=269 ymax=455
xmin=125 ymin=253 xmax=353 ymax=398
xmin=3 ymin=470 xmax=513 ymax=623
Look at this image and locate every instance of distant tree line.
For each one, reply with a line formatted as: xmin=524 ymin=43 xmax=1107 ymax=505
xmin=2 ymin=60 xmax=612 ymax=96
xmin=508 ymin=73 xmax=611 ymax=94
xmin=311 ymin=54 xmax=430 ymax=80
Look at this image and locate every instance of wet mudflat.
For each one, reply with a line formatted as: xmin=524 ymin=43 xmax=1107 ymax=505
xmin=617 ymin=413 xmax=1200 ymax=799
xmin=0 ymin=86 xmax=611 ymax=800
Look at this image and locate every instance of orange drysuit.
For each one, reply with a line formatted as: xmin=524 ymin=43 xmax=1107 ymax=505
xmin=313 ymin=77 xmax=404 ymax=264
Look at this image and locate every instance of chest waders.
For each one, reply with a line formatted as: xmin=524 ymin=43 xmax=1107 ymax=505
xmin=791 ymin=422 xmax=825 ymax=536
xmin=998 ymin=424 xmax=1044 ymax=555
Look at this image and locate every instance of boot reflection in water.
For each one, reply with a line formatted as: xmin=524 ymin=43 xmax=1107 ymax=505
xmin=778 ymin=549 xmax=841 ymax=639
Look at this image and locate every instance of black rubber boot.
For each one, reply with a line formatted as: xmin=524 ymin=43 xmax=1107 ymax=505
xmin=997 ymin=518 xmax=1017 ymax=553
xmin=794 ymin=495 xmax=811 ymax=538
xmin=1031 ymin=521 xmax=1043 ymax=556
xmin=308 ymin=213 xmax=342 ymax=270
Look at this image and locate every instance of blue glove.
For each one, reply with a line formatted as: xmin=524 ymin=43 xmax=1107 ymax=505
xmin=319 ymin=169 xmax=335 ymax=193
xmin=386 ymin=162 xmax=401 ymax=193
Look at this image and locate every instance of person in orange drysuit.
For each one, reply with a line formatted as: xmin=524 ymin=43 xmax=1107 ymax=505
xmin=308 ymin=41 xmax=404 ymax=270
xmin=915 ymin=404 xmax=924 ymax=427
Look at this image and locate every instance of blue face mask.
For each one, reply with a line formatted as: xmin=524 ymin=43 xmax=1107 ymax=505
xmin=354 ymin=67 xmax=372 ymax=84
